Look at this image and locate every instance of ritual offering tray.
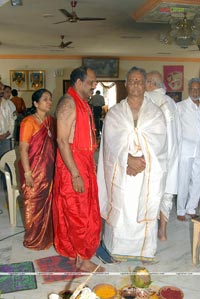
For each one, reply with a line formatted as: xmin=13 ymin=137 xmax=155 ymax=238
xmin=120 ymin=286 xmax=137 ymax=299
xmin=135 ymin=288 xmax=151 ymax=299
xmin=159 ymin=286 xmax=184 ymax=299
xmin=119 ymin=285 xmax=159 ymax=299
xmin=93 ymin=283 xmax=117 ymax=299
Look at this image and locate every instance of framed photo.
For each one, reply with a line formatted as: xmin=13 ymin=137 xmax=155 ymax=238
xmin=166 ymin=91 xmax=182 ymax=103
xmin=163 ymin=65 xmax=184 ymax=92
xmin=10 ymin=70 xmax=28 ymax=91
xmin=28 ymin=71 xmax=45 ymax=91
xmin=82 ymin=57 xmax=119 ymax=78
xmin=63 ymin=80 xmax=70 ymax=95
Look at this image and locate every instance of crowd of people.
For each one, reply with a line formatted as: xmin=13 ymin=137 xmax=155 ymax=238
xmin=0 ymin=65 xmax=200 ymax=269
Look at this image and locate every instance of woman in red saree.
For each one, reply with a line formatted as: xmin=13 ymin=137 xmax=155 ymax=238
xmin=18 ymin=89 xmax=56 ymax=250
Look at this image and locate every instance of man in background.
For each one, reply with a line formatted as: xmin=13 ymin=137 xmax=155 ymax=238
xmin=11 ymin=89 xmax=26 ymax=141
xmin=11 ymin=89 xmax=26 ymax=115
xmin=0 ymin=83 xmax=16 ymax=157
xmin=177 ymin=78 xmax=200 ymax=221
xmin=146 ymin=70 xmax=179 ymax=240
xmin=3 ymin=85 xmax=16 ymax=114
xmin=90 ymin=90 xmax=105 ymax=137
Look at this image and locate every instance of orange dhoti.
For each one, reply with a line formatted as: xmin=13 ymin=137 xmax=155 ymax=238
xmin=53 ymin=149 xmax=101 ymax=259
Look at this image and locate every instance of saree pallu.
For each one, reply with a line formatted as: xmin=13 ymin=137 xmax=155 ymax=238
xmin=53 ymin=148 xmax=101 ymax=259
xmin=19 ymin=116 xmax=56 ymax=250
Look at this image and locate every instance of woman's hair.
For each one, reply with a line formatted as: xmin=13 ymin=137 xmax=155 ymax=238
xmin=25 ymin=88 xmax=52 ymax=116
xmin=11 ymin=89 xmax=18 ymax=96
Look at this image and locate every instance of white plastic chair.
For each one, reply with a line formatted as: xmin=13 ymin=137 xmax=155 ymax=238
xmin=0 ymin=148 xmax=20 ymax=226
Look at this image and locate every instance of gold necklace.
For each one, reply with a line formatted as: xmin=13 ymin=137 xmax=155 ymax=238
xmin=35 ymin=113 xmax=52 ymax=138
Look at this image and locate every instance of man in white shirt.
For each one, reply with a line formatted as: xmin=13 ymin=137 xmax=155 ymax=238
xmin=3 ymin=85 xmax=16 ymax=115
xmin=146 ymin=71 xmax=179 ymax=240
xmin=177 ymin=78 xmax=200 ymax=221
xmin=90 ymin=90 xmax=105 ymax=137
xmin=0 ymin=83 xmax=16 ymax=157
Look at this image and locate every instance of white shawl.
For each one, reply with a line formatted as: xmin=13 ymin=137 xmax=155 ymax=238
xmin=97 ymin=94 xmax=167 ymax=226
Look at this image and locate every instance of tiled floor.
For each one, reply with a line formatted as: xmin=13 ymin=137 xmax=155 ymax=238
xmin=0 ymin=183 xmax=200 ymax=298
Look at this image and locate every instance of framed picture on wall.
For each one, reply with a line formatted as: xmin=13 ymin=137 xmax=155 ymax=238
xmin=28 ymin=70 xmax=45 ymax=91
xmin=166 ymin=91 xmax=182 ymax=103
xmin=82 ymin=57 xmax=119 ymax=78
xmin=163 ymin=65 xmax=184 ymax=92
xmin=10 ymin=70 xmax=28 ymax=91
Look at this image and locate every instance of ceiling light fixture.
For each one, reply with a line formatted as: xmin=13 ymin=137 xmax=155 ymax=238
xmin=160 ymin=12 xmax=200 ymax=49
xmin=10 ymin=0 xmax=22 ymax=6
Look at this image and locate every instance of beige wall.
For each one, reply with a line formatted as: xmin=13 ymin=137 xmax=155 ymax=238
xmin=0 ymin=58 xmax=80 ymax=112
xmin=0 ymin=57 xmax=199 ymax=113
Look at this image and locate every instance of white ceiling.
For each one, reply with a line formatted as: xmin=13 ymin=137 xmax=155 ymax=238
xmin=0 ymin=0 xmax=200 ymax=58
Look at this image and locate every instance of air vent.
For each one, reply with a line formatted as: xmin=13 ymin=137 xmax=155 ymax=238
xmin=157 ymin=52 xmax=171 ymax=55
xmin=121 ymin=35 xmax=142 ymax=39
xmin=42 ymin=14 xmax=54 ymax=18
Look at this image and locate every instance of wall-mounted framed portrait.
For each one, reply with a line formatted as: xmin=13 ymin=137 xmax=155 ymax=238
xmin=10 ymin=70 xmax=28 ymax=91
xmin=163 ymin=65 xmax=184 ymax=92
xmin=28 ymin=70 xmax=45 ymax=91
xmin=82 ymin=57 xmax=119 ymax=78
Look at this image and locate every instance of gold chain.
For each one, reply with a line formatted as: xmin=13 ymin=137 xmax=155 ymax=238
xmin=35 ymin=113 xmax=52 ymax=137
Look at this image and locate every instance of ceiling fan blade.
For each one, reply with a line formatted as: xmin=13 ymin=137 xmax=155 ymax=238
xmin=59 ymin=9 xmax=73 ymax=18
xmin=79 ymin=17 xmax=106 ymax=21
xmin=63 ymin=41 xmax=73 ymax=47
xmin=53 ymin=20 xmax=69 ymax=24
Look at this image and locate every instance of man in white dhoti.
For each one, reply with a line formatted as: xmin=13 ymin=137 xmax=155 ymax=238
xmin=177 ymin=78 xmax=200 ymax=221
xmin=97 ymin=66 xmax=168 ymax=262
xmin=146 ymin=71 xmax=179 ymax=240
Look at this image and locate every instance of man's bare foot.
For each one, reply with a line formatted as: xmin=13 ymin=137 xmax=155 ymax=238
xmin=158 ymin=229 xmax=167 ymax=241
xmin=68 ymin=257 xmax=75 ymax=261
xmin=76 ymin=258 xmax=105 ymax=272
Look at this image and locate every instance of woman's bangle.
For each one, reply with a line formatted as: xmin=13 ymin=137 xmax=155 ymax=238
xmin=24 ymin=171 xmax=32 ymax=178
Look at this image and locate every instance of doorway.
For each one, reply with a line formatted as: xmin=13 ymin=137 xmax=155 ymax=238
xmin=63 ymin=79 xmax=127 ymax=108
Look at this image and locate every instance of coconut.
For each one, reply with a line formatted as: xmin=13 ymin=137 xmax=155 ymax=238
xmin=131 ymin=266 xmax=151 ymax=289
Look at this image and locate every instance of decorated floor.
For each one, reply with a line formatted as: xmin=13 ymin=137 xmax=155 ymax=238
xmin=0 ymin=187 xmax=200 ymax=298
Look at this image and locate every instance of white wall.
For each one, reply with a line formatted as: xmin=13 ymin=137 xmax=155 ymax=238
xmin=0 ymin=57 xmax=199 ymax=113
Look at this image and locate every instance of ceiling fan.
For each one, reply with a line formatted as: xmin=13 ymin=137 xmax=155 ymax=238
xmin=42 ymin=35 xmax=73 ymax=49
xmin=53 ymin=0 xmax=106 ymax=24
xmin=58 ymin=35 xmax=73 ymax=48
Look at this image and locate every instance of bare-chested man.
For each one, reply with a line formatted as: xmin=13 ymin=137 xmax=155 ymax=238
xmin=53 ymin=66 xmax=104 ymax=272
